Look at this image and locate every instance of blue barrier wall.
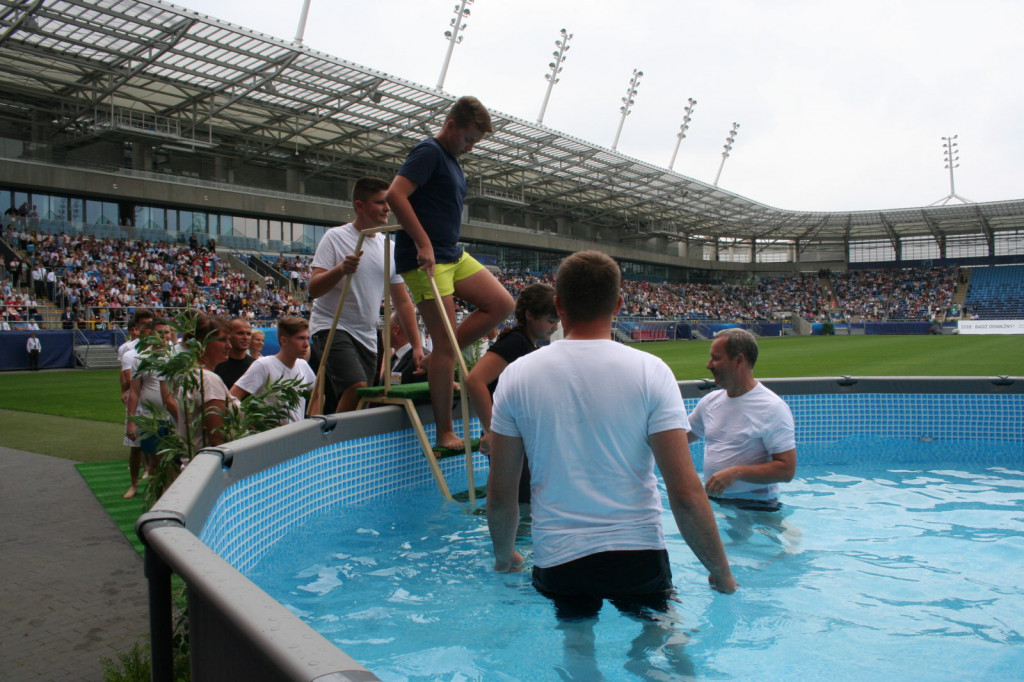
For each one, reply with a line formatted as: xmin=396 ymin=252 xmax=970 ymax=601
xmin=0 ymin=331 xmax=75 ymax=371
xmin=865 ymin=321 xmax=932 ymax=335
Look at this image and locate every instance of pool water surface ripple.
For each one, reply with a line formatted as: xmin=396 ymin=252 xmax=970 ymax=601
xmin=247 ymin=437 xmax=1024 ymax=681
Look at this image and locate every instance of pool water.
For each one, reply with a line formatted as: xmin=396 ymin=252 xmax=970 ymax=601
xmin=247 ymin=438 xmax=1024 ymax=681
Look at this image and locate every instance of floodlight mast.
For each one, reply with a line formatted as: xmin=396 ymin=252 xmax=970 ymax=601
xmin=930 ymin=135 xmax=973 ymax=205
xmin=713 ymin=121 xmax=740 ymax=186
xmin=293 ymin=0 xmax=312 ymax=44
xmin=668 ymin=97 xmax=697 ymax=170
xmin=612 ymin=68 xmax=643 ymax=151
xmin=437 ymin=0 xmax=474 ymax=91
xmin=538 ymin=28 xmax=572 ymax=125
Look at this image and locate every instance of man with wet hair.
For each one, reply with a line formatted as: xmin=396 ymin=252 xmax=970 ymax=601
xmin=487 ymin=250 xmax=735 ymax=623
xmin=688 ymin=327 xmax=797 ymax=510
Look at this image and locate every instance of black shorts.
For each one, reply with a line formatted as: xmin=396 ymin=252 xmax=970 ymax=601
xmin=309 ymin=329 xmax=376 ymax=412
xmin=532 ymin=549 xmax=674 ymax=621
xmin=711 ymin=496 xmax=783 ymax=512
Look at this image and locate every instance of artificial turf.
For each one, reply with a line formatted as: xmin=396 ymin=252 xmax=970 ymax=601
xmin=74 ymin=460 xmax=149 ymax=555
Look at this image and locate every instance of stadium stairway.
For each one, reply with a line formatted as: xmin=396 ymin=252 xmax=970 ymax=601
xmin=73 ymin=343 xmax=121 ymax=369
xmin=948 ymin=268 xmax=970 ymax=318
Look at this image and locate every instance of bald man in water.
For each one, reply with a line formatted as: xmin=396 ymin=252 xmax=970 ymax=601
xmin=687 ymin=328 xmax=797 ymax=511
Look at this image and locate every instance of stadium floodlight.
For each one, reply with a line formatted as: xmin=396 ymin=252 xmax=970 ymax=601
xmin=930 ymin=134 xmax=973 ymax=205
xmin=612 ymin=68 xmax=644 ymax=151
xmin=437 ymin=0 xmax=475 ymax=91
xmin=713 ymin=121 xmax=740 ymax=186
xmin=537 ymin=28 xmax=573 ymax=125
xmin=668 ymin=97 xmax=698 ymax=170
xmin=294 ymin=0 xmax=312 ymax=44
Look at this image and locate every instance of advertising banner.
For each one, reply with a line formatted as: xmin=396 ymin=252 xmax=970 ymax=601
xmin=957 ymin=320 xmax=1024 ymax=335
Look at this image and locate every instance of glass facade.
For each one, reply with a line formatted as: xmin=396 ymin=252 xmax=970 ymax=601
xmin=901 ymin=236 xmax=941 ymax=261
xmin=946 ymin=234 xmax=990 ymax=259
xmin=2 ymin=185 xmax=1021 ymax=269
xmin=849 ymin=239 xmax=897 ymax=263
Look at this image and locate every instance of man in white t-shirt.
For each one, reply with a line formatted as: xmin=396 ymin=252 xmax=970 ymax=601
xmin=307 ymin=177 xmax=422 ymax=414
xmin=118 ymin=308 xmax=154 ymax=498
xmin=488 ymin=251 xmax=735 ymax=625
xmin=231 ymin=316 xmax=315 ymax=424
xmin=687 ymin=328 xmax=797 ymax=510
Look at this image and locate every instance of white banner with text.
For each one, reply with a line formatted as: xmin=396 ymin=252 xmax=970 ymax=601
xmin=957 ymin=320 xmax=1024 ymax=335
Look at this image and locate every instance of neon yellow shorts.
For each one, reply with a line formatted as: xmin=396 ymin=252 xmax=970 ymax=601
xmin=401 ymin=252 xmax=485 ymax=304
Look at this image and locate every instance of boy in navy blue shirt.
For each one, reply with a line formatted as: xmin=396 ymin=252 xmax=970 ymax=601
xmin=387 ymin=96 xmax=514 ymax=450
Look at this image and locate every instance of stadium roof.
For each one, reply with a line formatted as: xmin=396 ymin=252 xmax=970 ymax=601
xmin=2 ymin=0 xmax=1023 ymax=249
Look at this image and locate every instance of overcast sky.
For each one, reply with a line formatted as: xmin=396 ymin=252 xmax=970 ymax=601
xmin=171 ymin=0 xmax=1023 ymax=213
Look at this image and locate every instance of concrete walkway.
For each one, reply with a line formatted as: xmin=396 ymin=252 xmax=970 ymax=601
xmin=0 ymin=447 xmax=149 ymax=681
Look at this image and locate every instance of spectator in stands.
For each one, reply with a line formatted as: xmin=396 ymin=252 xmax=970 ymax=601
xmin=386 ymin=96 xmax=515 ymax=450
xmin=307 ymin=177 xmax=422 ymax=414
xmin=26 ymin=331 xmax=41 ymax=371
xmin=230 ymin=316 xmax=315 ymax=425
xmin=487 ymin=251 xmax=735 ymax=643
xmin=214 ymin=316 xmax=253 ymax=389
xmin=249 ymin=329 xmax=265 ymax=360
xmin=687 ymin=328 xmax=797 ymax=510
xmin=61 ymin=306 xmax=75 ymax=330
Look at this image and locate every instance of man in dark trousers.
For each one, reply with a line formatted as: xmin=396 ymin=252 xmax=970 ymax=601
xmin=26 ymin=332 xmax=42 ymax=371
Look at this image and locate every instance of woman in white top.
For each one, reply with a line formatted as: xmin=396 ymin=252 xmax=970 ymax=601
xmin=161 ymin=313 xmax=237 ymax=453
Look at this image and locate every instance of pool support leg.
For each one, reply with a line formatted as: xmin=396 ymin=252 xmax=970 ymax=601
xmin=145 ymin=543 xmax=174 ymax=682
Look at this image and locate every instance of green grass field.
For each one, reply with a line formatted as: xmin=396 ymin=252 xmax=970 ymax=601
xmin=1 ymin=335 xmax=1021 ymax=463
xmin=642 ymin=334 xmax=1024 ymax=380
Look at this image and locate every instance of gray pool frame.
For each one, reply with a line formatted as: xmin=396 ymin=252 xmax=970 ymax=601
xmin=136 ymin=376 xmax=1023 ymax=682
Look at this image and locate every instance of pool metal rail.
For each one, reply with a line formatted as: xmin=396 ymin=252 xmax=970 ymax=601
xmin=136 ymin=376 xmax=1022 ymax=681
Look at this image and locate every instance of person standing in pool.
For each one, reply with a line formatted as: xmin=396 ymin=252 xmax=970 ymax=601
xmin=687 ymin=328 xmax=797 ymax=510
xmin=386 ymin=96 xmax=515 ymax=451
xmin=466 ymin=282 xmax=559 ymax=507
xmin=487 ymin=251 xmax=736 ymax=621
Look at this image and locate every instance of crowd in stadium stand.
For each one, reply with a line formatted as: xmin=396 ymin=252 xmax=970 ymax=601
xmin=3 ymin=230 xmax=311 ymax=327
xmin=829 ymin=267 xmax=957 ymax=321
xmin=1 ymin=225 xmax=965 ymax=329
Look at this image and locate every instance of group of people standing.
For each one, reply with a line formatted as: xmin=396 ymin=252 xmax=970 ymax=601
xmin=115 ymin=96 xmax=799 ymax=654
xmin=119 ymin=309 xmax=315 ymax=498
xmin=298 ymin=96 xmax=798 ymax=633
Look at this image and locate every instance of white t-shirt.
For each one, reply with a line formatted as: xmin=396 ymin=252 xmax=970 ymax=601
xmin=234 ymin=355 xmax=315 ymax=424
xmin=688 ymin=381 xmax=796 ymax=501
xmin=309 ymin=223 xmax=403 ymax=350
xmin=175 ymin=369 xmax=236 ymax=453
xmin=491 ymin=339 xmax=689 ymax=568
xmin=131 ymin=351 xmax=165 ymax=417
xmin=118 ymin=338 xmax=138 ymax=368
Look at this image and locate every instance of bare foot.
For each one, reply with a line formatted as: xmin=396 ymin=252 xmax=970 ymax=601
xmin=435 ymin=433 xmax=466 ymax=451
xmin=123 ymin=485 xmax=137 ymax=499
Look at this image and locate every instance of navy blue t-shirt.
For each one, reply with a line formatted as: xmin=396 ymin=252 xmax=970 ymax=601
xmin=394 ymin=137 xmax=466 ymax=273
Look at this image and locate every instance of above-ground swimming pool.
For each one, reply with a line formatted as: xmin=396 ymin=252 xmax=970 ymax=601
xmin=138 ymin=378 xmax=1024 ymax=681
